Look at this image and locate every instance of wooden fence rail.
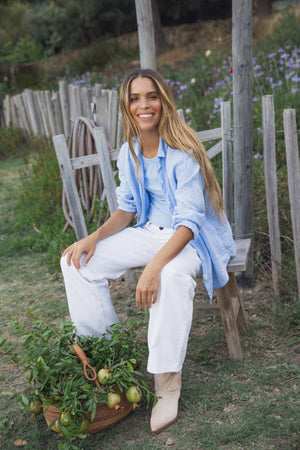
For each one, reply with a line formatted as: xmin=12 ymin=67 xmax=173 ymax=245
xmin=283 ymin=108 xmax=300 ymax=299
xmin=262 ymin=95 xmax=282 ymax=296
xmin=1 ymin=81 xmax=120 ymax=148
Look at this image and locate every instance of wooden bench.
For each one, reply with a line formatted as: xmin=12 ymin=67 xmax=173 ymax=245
xmin=53 ymin=103 xmax=250 ymax=359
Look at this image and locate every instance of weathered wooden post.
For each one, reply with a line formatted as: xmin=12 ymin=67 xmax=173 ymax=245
xmin=134 ymin=0 xmax=156 ymax=69
xmin=232 ymin=0 xmax=253 ymax=285
xmin=283 ymin=109 xmax=300 ymax=299
xmin=262 ymin=95 xmax=282 ymax=296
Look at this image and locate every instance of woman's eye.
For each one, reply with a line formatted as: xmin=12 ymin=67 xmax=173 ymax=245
xmin=130 ymin=97 xmax=138 ymax=102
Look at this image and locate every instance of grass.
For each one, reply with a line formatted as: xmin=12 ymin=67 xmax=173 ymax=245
xmin=1 ymin=158 xmax=300 ymax=449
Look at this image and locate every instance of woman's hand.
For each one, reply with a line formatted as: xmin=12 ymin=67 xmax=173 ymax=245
xmin=135 ymin=226 xmax=194 ymax=309
xmin=62 ymin=210 xmax=135 ymax=270
xmin=63 ymin=233 xmax=99 ymax=269
xmin=136 ymin=262 xmax=162 ymax=309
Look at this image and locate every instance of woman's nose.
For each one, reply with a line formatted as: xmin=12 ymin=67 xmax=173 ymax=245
xmin=139 ymin=97 xmax=148 ymax=108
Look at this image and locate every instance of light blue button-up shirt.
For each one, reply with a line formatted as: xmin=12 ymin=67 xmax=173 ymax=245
xmin=116 ymin=137 xmax=236 ymax=299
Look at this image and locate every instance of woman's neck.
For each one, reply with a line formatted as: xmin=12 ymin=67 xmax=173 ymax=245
xmin=140 ymin=130 xmax=160 ymax=158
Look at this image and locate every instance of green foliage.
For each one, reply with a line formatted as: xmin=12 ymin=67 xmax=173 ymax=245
xmin=65 ymin=39 xmax=138 ymax=79
xmin=0 ymin=317 xmax=155 ymax=445
xmin=0 ymin=36 xmax=43 ymax=65
xmin=9 ymin=138 xmax=73 ymax=270
xmin=0 ymin=127 xmax=32 ymax=160
xmin=30 ymin=0 xmax=137 ymax=54
xmin=0 ymin=2 xmax=31 ymax=48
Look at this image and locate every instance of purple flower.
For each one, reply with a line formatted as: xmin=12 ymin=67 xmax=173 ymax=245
xmin=253 ymin=64 xmax=261 ymax=70
xmin=253 ymin=97 xmax=258 ymax=102
xmin=254 ymin=72 xmax=264 ymax=78
xmin=291 ymin=87 xmax=298 ymax=94
xmin=179 ymin=84 xmax=187 ymax=91
xmin=254 ymin=153 xmax=263 ymax=159
xmin=214 ymin=97 xmax=223 ymax=108
xmin=268 ymin=52 xmax=277 ymax=58
xmin=185 ymin=108 xmax=192 ymax=114
xmin=280 ymin=53 xmax=290 ymax=59
xmin=292 ymin=75 xmax=300 ymax=82
xmin=257 ymin=128 xmax=263 ymax=134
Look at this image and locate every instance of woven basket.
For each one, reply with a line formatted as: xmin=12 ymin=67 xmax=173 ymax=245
xmin=43 ymin=393 xmax=133 ymax=434
xmin=43 ymin=343 xmax=134 ymax=434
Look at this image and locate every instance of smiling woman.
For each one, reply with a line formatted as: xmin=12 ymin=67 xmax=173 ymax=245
xmin=129 ymin=77 xmax=162 ymax=153
xmin=60 ymin=68 xmax=236 ymax=435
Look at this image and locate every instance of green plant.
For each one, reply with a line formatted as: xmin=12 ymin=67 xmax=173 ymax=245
xmin=0 ymin=127 xmax=31 ymax=161
xmin=1 ymin=317 xmax=155 ymax=445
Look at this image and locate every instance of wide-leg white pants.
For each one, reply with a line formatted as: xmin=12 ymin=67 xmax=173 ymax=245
xmin=60 ymin=222 xmax=201 ymax=374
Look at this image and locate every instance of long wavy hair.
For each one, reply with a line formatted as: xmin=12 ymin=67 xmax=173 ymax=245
xmin=119 ymin=68 xmax=224 ymax=219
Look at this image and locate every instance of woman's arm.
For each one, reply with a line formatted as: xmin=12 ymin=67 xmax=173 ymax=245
xmin=136 ymin=225 xmax=193 ymax=309
xmin=63 ymin=209 xmax=136 ymax=269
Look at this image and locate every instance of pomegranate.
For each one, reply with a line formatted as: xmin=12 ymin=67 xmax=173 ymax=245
xmin=107 ymin=392 xmax=121 ymax=410
xmin=29 ymin=399 xmax=42 ymax=416
xmin=126 ymin=385 xmax=142 ymax=409
xmin=97 ymin=367 xmax=111 ymax=385
xmin=76 ymin=416 xmax=90 ymax=434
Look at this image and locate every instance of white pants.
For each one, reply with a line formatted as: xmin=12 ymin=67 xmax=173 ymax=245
xmin=60 ymin=222 xmax=201 ymax=374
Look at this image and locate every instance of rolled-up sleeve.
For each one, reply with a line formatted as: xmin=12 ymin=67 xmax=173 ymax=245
xmin=172 ymin=155 xmax=206 ymax=240
xmin=116 ymin=156 xmax=137 ymax=213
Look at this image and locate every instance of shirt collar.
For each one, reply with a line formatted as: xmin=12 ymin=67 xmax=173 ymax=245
xmin=132 ymin=136 xmax=167 ymax=158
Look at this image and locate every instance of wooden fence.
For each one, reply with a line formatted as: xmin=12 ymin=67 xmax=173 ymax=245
xmin=262 ymin=95 xmax=300 ymax=298
xmin=1 ymin=81 xmax=121 ymax=148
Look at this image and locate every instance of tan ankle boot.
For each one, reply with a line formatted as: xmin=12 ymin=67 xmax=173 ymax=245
xmin=150 ymin=371 xmax=181 ymax=434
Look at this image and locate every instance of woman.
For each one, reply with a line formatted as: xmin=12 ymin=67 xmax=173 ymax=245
xmin=60 ymin=68 xmax=236 ymax=434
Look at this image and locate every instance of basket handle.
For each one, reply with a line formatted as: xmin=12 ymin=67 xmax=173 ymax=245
xmin=73 ymin=343 xmax=101 ymax=389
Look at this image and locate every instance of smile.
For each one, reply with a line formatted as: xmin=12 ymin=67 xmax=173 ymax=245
xmin=138 ymin=114 xmax=154 ymax=119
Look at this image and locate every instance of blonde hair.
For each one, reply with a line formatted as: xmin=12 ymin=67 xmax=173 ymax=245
xmin=119 ymin=68 xmax=224 ymax=219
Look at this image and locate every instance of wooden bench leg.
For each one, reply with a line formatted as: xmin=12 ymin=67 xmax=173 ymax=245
xmin=215 ymin=272 xmax=248 ymax=359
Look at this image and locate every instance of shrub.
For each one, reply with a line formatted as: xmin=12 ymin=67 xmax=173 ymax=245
xmin=0 ymin=127 xmax=31 ymax=161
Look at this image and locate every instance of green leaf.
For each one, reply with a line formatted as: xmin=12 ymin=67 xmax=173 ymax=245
xmin=286 ymin=336 xmax=300 ymax=346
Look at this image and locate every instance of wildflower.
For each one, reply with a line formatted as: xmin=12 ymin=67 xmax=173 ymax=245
xmin=190 ymin=78 xmax=196 ymax=84
xmin=179 ymin=84 xmax=187 ymax=91
xmin=205 ymin=49 xmax=211 ymax=57
xmin=268 ymin=52 xmax=277 ymax=58
xmin=291 ymin=87 xmax=298 ymax=94
xmin=185 ymin=108 xmax=192 ymax=114
xmin=252 ymin=97 xmax=258 ymax=102
xmin=292 ymin=75 xmax=300 ymax=82
xmin=254 ymin=153 xmax=263 ymax=159
xmin=257 ymin=128 xmax=263 ymax=134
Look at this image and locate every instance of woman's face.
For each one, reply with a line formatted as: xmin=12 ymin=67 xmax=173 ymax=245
xmin=129 ymin=76 xmax=162 ymax=135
